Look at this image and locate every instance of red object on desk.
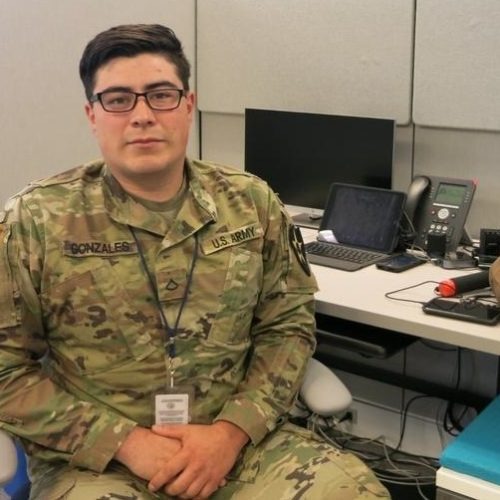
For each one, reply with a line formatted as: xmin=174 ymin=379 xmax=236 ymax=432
xmin=437 ymin=271 xmax=490 ymax=297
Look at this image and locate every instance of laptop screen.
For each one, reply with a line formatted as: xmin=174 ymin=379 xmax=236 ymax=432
xmin=320 ymin=183 xmax=406 ymax=253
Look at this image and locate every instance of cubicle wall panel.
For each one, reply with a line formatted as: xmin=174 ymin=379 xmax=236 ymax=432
xmin=197 ymin=0 xmax=414 ymax=124
xmin=413 ymin=0 xmax=500 ymax=131
xmin=201 ymin=113 xmax=246 ymax=170
xmin=0 ymin=1 xmax=196 ymax=205
xmin=413 ymin=126 xmax=500 ymax=237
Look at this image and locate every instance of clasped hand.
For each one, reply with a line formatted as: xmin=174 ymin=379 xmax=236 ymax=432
xmin=116 ymin=421 xmax=249 ymax=499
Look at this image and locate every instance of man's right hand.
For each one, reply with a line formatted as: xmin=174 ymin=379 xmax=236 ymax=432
xmin=114 ymin=426 xmax=182 ymax=480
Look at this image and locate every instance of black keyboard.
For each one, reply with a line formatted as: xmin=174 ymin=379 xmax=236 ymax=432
xmin=305 ymin=241 xmax=387 ymax=271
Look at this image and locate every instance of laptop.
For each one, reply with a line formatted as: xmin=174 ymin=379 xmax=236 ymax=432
xmin=305 ymin=183 xmax=406 ymax=271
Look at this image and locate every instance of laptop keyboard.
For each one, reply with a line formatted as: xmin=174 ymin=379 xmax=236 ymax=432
xmin=305 ymin=241 xmax=384 ymax=265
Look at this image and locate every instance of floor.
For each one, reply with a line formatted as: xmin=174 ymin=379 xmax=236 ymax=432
xmin=378 ymin=471 xmax=436 ymax=500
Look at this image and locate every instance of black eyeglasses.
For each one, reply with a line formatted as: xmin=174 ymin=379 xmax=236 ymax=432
xmin=89 ymin=88 xmax=186 ymax=112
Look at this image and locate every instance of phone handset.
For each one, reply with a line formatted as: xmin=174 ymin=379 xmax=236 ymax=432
xmin=405 ymin=175 xmax=430 ymax=224
xmin=405 ymin=175 xmax=476 ymax=254
xmin=399 ymin=176 xmax=430 ymax=246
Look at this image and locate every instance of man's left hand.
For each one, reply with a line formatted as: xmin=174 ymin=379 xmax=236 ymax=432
xmin=148 ymin=420 xmax=249 ymax=499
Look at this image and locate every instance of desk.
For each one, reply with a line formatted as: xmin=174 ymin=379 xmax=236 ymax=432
xmin=300 ymin=228 xmax=500 ymax=356
xmin=313 ymin=263 xmax=500 ymax=355
xmin=436 ymin=468 xmax=500 ymax=500
xmin=299 ymin=228 xmax=500 ymax=500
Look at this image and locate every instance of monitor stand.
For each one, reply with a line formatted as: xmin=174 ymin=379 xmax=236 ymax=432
xmin=292 ymin=212 xmax=322 ymax=230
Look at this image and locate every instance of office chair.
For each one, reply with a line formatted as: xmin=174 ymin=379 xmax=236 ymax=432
xmin=299 ymin=357 xmax=352 ymax=417
xmin=1 ymin=429 xmax=29 ymax=500
xmin=0 ymin=429 xmax=18 ymax=485
xmin=0 ymin=358 xmax=351 ymax=499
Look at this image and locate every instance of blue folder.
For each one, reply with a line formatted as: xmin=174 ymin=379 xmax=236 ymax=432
xmin=441 ymin=395 xmax=500 ymax=485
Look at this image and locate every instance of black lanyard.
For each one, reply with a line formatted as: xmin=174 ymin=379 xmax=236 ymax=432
xmin=129 ymin=226 xmax=198 ymax=385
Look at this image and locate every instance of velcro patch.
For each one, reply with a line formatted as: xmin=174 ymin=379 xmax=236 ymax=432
xmin=201 ymin=224 xmax=262 ymax=255
xmin=63 ymin=240 xmax=137 ymax=257
xmin=289 ymin=225 xmax=311 ymax=276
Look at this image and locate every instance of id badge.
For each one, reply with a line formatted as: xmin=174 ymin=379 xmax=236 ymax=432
xmin=154 ymin=386 xmax=194 ymax=426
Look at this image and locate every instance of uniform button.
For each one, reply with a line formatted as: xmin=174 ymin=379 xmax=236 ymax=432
xmin=166 ymin=279 xmax=179 ymax=291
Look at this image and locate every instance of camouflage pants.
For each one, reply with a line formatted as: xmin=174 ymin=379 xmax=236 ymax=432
xmin=29 ymin=423 xmax=389 ymax=500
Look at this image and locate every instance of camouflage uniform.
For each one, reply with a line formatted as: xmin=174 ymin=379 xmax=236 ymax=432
xmin=0 ymin=159 xmax=388 ymax=499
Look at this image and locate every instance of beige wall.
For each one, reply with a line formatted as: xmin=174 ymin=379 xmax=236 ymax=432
xmin=197 ymin=0 xmax=500 ymax=238
xmin=3 ymin=1 xmax=499 ymax=239
xmin=0 ymin=0 xmax=196 ymax=204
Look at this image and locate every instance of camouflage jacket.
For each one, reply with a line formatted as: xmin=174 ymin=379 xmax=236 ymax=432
xmin=0 ymin=159 xmax=317 ymax=474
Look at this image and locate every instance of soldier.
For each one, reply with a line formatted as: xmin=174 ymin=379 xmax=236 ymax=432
xmin=0 ymin=24 xmax=389 ymax=499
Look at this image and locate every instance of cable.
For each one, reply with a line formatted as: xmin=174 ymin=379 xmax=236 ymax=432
xmin=440 ymin=347 xmax=477 ymax=436
xmin=311 ymin=389 xmax=475 ymax=499
xmin=393 ymin=394 xmax=432 ymax=452
xmin=384 ymin=280 xmax=440 ymax=304
xmin=316 ymin=424 xmax=438 ymax=500
xmin=303 ymin=337 xmax=483 ymax=498
xmin=443 ymin=346 xmax=463 ymax=435
xmin=397 ymin=348 xmax=408 ymax=453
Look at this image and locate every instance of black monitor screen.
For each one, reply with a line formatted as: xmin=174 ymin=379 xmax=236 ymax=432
xmin=244 ymin=108 xmax=395 ymax=212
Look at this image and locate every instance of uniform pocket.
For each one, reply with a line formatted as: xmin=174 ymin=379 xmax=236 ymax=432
xmin=41 ymin=260 xmax=156 ymax=374
xmin=208 ymin=246 xmax=262 ymax=344
xmin=0 ymin=223 xmax=20 ymax=328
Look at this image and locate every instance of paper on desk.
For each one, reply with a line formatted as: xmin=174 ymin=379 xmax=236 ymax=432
xmin=317 ymin=230 xmax=338 ymax=243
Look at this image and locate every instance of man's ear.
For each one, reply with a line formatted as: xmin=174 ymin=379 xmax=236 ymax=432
xmin=85 ymin=102 xmax=97 ymax=133
xmin=185 ymin=91 xmax=195 ymax=122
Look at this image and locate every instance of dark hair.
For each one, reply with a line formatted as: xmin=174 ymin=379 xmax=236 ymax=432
xmin=79 ymin=24 xmax=191 ymax=100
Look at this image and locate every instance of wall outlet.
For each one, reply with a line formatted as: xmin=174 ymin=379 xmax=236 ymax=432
xmin=346 ymin=409 xmax=358 ymax=425
xmin=338 ymin=409 xmax=358 ymax=432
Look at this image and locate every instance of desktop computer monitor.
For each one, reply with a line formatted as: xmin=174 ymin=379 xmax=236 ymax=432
xmin=244 ymin=108 xmax=395 ymax=227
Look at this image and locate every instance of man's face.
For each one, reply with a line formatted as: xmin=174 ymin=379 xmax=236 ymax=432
xmin=85 ymin=53 xmax=194 ymax=185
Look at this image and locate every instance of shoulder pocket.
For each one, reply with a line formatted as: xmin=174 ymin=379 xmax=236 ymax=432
xmin=0 ymin=224 xmax=19 ymax=328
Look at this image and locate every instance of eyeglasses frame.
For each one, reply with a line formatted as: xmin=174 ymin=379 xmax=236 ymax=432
xmin=89 ymin=88 xmax=186 ymax=113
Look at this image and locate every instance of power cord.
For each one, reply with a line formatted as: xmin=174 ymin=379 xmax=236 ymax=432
xmin=315 ymin=424 xmax=438 ymax=500
xmin=309 ymin=342 xmax=477 ymax=499
xmin=384 ymin=280 xmax=440 ymax=305
xmin=302 ymin=323 xmax=481 ymax=499
xmin=441 ymin=346 xmax=477 ymax=436
xmin=299 ymin=379 xmax=438 ymax=500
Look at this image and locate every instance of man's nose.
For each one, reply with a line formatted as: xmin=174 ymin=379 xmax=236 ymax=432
xmin=130 ymin=96 xmax=156 ymax=124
